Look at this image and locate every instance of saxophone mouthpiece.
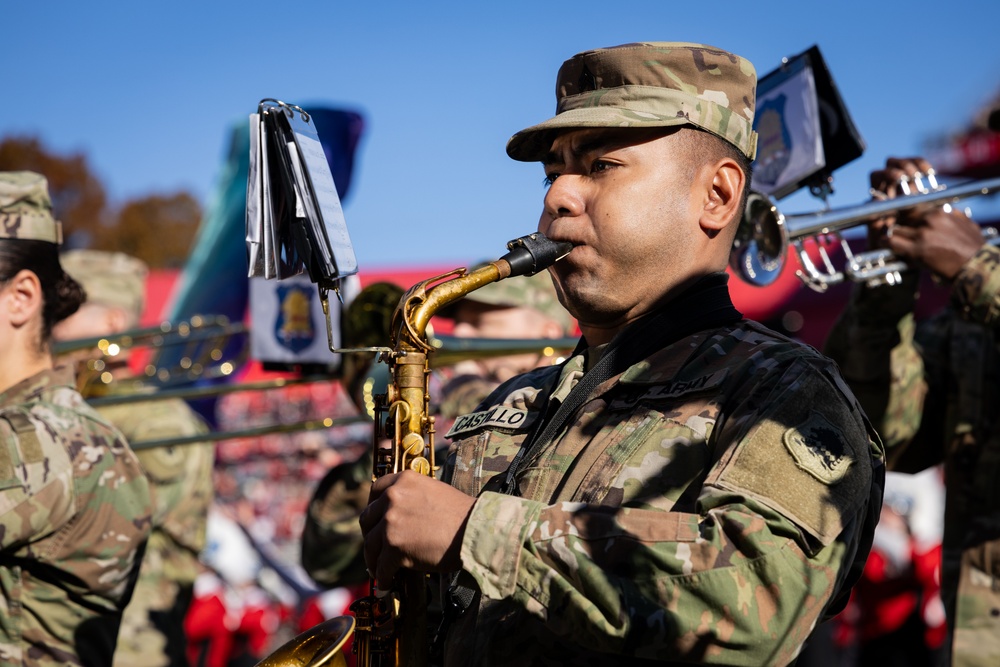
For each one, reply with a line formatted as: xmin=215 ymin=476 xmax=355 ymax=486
xmin=502 ymin=233 xmax=574 ymax=277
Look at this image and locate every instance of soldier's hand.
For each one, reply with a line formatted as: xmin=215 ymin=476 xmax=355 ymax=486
xmin=359 ymin=471 xmax=475 ymax=586
xmin=867 ymin=156 xmax=986 ymax=281
xmin=867 ymin=156 xmax=936 ymax=250
xmin=887 ymin=205 xmax=985 ymax=282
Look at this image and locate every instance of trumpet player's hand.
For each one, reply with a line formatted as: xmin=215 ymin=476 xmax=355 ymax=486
xmin=887 ymin=205 xmax=985 ymax=282
xmin=867 ymin=156 xmax=936 ymax=250
xmin=868 ymin=156 xmax=986 ymax=281
xmin=359 ymin=470 xmax=475 ymax=585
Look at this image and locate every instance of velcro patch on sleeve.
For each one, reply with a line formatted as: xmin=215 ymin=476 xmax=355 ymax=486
xmin=783 ymin=412 xmax=854 ymax=484
xmin=1 ymin=410 xmax=43 ymax=464
xmin=445 ymin=405 xmax=534 ymax=439
xmin=715 ymin=371 xmax=873 ymax=548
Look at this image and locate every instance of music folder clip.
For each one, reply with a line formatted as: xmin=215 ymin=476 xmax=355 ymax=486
xmin=246 ymin=98 xmax=359 ymax=295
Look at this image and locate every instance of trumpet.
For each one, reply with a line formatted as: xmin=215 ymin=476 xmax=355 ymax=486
xmin=730 ymin=173 xmax=1000 ymax=291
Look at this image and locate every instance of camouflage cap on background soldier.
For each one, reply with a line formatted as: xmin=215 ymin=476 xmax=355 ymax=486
xmin=442 ymin=269 xmax=576 ymax=334
xmin=61 ymin=249 xmax=149 ymax=322
xmin=506 ymin=41 xmax=758 ymax=162
xmin=0 ymin=171 xmax=63 ymax=244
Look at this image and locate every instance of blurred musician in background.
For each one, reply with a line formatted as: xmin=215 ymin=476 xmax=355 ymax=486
xmin=53 ymin=250 xmax=215 ymax=667
xmin=0 ymin=172 xmax=151 ymax=666
xmin=826 ymin=155 xmax=1000 ymax=666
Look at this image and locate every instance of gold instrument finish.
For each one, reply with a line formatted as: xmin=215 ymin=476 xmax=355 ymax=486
xmin=349 ymin=233 xmax=573 ymax=667
xmin=51 ymin=315 xmax=248 ymax=397
xmin=254 ymin=616 xmax=355 ymax=667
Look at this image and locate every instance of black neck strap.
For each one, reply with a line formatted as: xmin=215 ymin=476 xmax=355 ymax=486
xmin=488 ymin=272 xmax=741 ymax=497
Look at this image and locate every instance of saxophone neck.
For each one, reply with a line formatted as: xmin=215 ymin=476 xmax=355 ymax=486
xmin=400 ymin=261 xmax=508 ymax=347
xmin=394 ymin=232 xmax=574 ymax=351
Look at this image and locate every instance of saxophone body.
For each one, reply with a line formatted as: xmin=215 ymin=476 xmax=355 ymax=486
xmin=256 ymin=233 xmax=572 ymax=667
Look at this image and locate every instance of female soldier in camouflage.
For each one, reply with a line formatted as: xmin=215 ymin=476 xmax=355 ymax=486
xmin=0 ymin=171 xmax=152 ymax=666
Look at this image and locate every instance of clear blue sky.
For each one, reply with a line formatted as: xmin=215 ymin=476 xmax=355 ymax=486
xmin=5 ymin=1 xmax=999 ymax=270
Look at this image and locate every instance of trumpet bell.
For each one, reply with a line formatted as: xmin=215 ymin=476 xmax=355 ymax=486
xmin=730 ymin=191 xmax=788 ymax=287
xmin=253 ymin=615 xmax=354 ymax=667
xmin=730 ymin=174 xmax=1000 ymax=290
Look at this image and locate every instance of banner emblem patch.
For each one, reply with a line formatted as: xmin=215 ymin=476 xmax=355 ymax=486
xmin=783 ymin=412 xmax=853 ymax=485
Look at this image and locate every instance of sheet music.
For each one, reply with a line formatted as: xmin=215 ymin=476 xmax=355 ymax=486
xmin=260 ymin=114 xmax=277 ymax=279
xmin=286 ymin=139 xmax=334 ymax=278
xmin=292 ymin=130 xmax=357 ymax=276
xmin=287 ymin=111 xmax=358 ymax=278
xmin=245 ymin=113 xmax=265 ymax=278
xmin=251 ymin=99 xmax=359 ymax=288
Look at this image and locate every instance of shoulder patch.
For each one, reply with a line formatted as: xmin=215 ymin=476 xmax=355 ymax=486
xmin=0 ymin=410 xmax=43 ymax=464
xmin=716 ymin=399 xmax=873 ymax=548
xmin=445 ymin=404 xmax=535 ymax=439
xmin=783 ymin=412 xmax=853 ymax=484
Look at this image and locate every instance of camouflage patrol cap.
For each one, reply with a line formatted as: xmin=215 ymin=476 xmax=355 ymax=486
xmin=456 ymin=270 xmax=575 ymax=334
xmin=0 ymin=171 xmax=63 ymax=244
xmin=60 ymin=249 xmax=149 ymax=321
xmin=507 ymin=42 xmax=758 ymax=162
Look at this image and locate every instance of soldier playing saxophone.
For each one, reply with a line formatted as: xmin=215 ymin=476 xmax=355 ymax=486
xmin=358 ymin=41 xmax=884 ymax=666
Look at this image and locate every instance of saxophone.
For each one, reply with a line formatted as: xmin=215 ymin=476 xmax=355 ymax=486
xmin=256 ymin=233 xmax=572 ymax=667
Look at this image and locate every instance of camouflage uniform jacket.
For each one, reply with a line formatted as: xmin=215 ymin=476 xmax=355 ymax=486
xmin=0 ymin=366 xmax=152 ymax=667
xmin=97 ymin=395 xmax=215 ymax=667
xmin=441 ymin=290 xmax=885 ymax=666
xmin=825 ymin=244 xmax=1000 ymax=667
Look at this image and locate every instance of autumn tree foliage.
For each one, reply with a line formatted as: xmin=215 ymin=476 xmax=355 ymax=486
xmin=112 ymin=193 xmax=203 ymax=268
xmin=0 ymin=136 xmax=202 ymax=268
xmin=0 ymin=136 xmax=109 ymax=246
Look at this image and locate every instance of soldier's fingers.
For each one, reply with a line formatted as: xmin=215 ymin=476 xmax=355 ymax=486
xmin=888 ymin=222 xmax=920 ymax=240
xmin=367 ymin=471 xmax=401 ymax=505
xmin=887 ymin=231 xmax=919 ymax=262
xmin=362 ymin=517 xmax=383 ymax=580
xmin=871 ymin=166 xmax=912 ymax=197
xmin=867 ymin=217 xmax=893 ymax=249
xmin=885 ymin=157 xmax=928 ymax=174
xmin=869 ymin=168 xmax=896 ymax=193
xmin=872 ymin=158 xmax=923 ymax=197
xmin=887 ymin=157 xmax=937 ymax=195
xmin=359 ymin=493 xmax=387 ymax=535
xmin=362 ymin=520 xmax=401 ymax=588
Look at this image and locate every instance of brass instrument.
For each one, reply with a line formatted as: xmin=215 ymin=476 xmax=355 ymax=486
xmin=730 ymin=173 xmax=1000 ymax=291
xmin=68 ymin=327 xmax=575 ymax=452
xmin=91 ymin=336 xmax=574 ymax=451
xmin=51 ymin=315 xmax=248 ymax=395
xmin=128 ymin=414 xmax=370 ymax=451
xmin=254 ymin=617 xmax=355 ymax=667
xmin=427 ymin=333 xmax=576 ymax=368
xmin=255 ymin=232 xmax=573 ymax=667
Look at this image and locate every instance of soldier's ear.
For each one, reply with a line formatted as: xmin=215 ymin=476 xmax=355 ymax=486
xmin=3 ymin=270 xmax=44 ymax=328
xmin=699 ymin=157 xmax=744 ymax=234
